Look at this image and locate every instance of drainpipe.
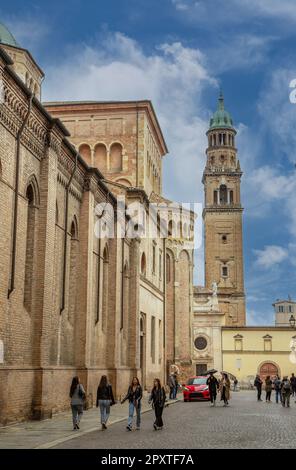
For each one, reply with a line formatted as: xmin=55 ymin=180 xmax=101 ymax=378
xmin=60 ymin=152 xmax=78 ymax=314
xmin=8 ymin=93 xmax=33 ymax=298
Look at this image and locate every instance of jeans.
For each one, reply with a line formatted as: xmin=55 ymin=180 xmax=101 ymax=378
xmin=275 ymin=389 xmax=281 ymax=403
xmin=71 ymin=404 xmax=83 ymax=427
xmin=99 ymin=399 xmax=110 ymax=424
xmin=169 ymin=387 xmax=174 ymax=399
xmin=266 ymin=391 xmax=271 ymax=401
xmin=128 ymin=401 xmax=141 ymax=428
xmin=172 ymin=386 xmax=177 ymax=399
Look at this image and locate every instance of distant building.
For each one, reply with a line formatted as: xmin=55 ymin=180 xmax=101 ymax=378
xmin=273 ymin=299 xmax=296 ymax=327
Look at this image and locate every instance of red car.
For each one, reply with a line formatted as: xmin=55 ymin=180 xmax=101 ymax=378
xmin=183 ymin=376 xmax=210 ymax=402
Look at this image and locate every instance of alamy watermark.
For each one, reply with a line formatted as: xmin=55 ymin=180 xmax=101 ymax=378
xmin=94 ymin=196 xmax=203 ymax=249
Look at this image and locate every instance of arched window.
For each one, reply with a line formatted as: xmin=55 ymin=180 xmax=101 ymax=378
xmin=68 ymin=219 xmax=78 ymax=325
xmin=222 ymin=264 xmax=228 ymax=278
xmin=24 ymin=183 xmax=38 ymax=312
xmin=79 ymin=144 xmax=91 ymax=166
xmin=219 ymin=185 xmax=228 ymax=205
xmin=94 ymin=143 xmax=107 ymax=172
xmin=230 ymin=190 xmax=234 ymax=204
xmin=102 ymin=246 xmax=109 ymax=331
xmin=110 ymin=143 xmax=123 ymax=172
xmin=166 ymin=253 xmax=171 ymax=283
xmin=168 ymin=219 xmax=176 ymax=237
xmin=141 ymin=252 xmax=146 ymax=276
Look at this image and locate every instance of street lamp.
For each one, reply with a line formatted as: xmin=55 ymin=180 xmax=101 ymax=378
xmin=289 ymin=315 xmax=296 ymax=328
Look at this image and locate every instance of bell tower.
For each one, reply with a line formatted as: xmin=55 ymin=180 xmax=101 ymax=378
xmin=203 ymin=91 xmax=246 ymax=325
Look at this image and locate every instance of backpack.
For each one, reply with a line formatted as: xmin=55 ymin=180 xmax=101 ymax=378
xmin=283 ymin=380 xmax=291 ymax=392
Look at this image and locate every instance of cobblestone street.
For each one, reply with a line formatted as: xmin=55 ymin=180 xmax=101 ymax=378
xmin=53 ymin=391 xmax=296 ymax=449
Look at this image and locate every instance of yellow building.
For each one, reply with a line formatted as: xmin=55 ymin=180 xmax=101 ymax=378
xmin=222 ymin=327 xmax=296 ymax=386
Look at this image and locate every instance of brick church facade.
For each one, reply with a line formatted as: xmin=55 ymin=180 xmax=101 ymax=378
xmin=0 ymin=25 xmax=194 ymax=425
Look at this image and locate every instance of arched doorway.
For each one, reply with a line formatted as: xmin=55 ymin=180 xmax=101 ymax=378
xmin=259 ymin=362 xmax=279 ymax=381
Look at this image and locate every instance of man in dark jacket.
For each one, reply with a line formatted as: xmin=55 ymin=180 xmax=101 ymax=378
xmin=254 ymin=375 xmax=263 ymax=401
xmin=290 ymin=373 xmax=296 ymax=396
xmin=206 ymin=373 xmax=219 ymax=406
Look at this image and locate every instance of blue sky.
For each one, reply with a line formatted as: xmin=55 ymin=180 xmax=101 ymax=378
xmin=1 ymin=0 xmax=296 ymax=325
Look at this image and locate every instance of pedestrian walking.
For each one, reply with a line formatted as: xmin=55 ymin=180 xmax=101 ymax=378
xmin=281 ymin=376 xmax=292 ymax=407
xmin=265 ymin=375 xmax=272 ymax=402
xmin=206 ymin=373 xmax=219 ymax=406
xmin=219 ymin=372 xmax=231 ymax=406
xmin=254 ymin=375 xmax=263 ymax=401
xmin=69 ymin=376 xmax=86 ymax=430
xmin=274 ymin=375 xmax=282 ymax=404
xmin=290 ymin=373 xmax=296 ymax=396
xmin=121 ymin=377 xmax=143 ymax=431
xmin=96 ymin=375 xmax=115 ymax=430
xmin=173 ymin=373 xmax=179 ymax=399
xmin=233 ymin=378 xmax=238 ymax=391
xmin=149 ymin=378 xmax=166 ymax=430
xmin=168 ymin=374 xmax=176 ymax=400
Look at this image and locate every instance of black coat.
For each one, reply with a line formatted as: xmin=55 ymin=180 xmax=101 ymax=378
xmin=206 ymin=376 xmax=219 ymax=392
xmin=122 ymin=385 xmax=143 ymax=404
xmin=149 ymin=387 xmax=166 ymax=408
xmin=96 ymin=384 xmax=115 ymax=407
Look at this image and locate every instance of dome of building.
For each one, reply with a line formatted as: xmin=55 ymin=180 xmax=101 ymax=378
xmin=0 ymin=22 xmax=19 ymax=47
xmin=209 ymin=91 xmax=234 ymax=130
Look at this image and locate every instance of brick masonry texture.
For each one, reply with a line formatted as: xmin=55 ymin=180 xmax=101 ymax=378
xmin=0 ymin=47 xmax=193 ymax=425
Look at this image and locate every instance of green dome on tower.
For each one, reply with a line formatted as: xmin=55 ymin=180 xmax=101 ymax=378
xmin=209 ymin=91 xmax=234 ymax=130
xmin=0 ymin=22 xmax=19 ymax=47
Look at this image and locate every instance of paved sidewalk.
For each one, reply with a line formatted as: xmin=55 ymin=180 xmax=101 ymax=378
xmin=0 ymin=395 xmax=179 ymax=449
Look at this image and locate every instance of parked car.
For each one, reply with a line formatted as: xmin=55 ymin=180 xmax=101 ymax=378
xmin=183 ymin=376 xmax=210 ymax=402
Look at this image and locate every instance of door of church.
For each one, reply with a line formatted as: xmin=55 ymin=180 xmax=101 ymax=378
xmin=196 ymin=364 xmax=207 ymax=375
xmin=259 ymin=362 xmax=279 ymax=380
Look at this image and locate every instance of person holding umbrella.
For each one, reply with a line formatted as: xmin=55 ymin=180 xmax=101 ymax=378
xmin=206 ymin=369 xmax=219 ymax=406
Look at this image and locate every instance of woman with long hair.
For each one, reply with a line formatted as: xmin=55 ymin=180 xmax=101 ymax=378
xmin=96 ymin=375 xmax=115 ymax=430
xmin=219 ymin=373 xmax=231 ymax=406
xmin=265 ymin=375 xmax=273 ymax=403
xmin=121 ymin=377 xmax=143 ymax=431
xmin=149 ymin=378 xmax=166 ymax=430
xmin=69 ymin=376 xmax=86 ymax=430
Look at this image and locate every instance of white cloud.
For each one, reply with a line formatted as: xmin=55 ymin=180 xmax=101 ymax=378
xmin=171 ymin=0 xmax=296 ymax=24
xmin=43 ymin=33 xmax=217 ymax=208
xmin=254 ymin=245 xmax=288 ymax=269
xmin=207 ymin=34 xmax=276 ymax=73
xmin=43 ymin=31 xmax=218 ymax=285
xmin=258 ymin=67 xmax=296 ymax=163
